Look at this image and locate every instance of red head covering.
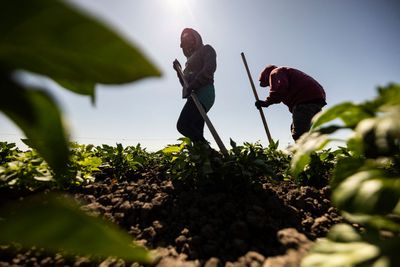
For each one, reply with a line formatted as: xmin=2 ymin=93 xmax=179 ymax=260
xmin=259 ymin=65 xmax=277 ymax=87
xmin=180 ymin=28 xmax=203 ymax=58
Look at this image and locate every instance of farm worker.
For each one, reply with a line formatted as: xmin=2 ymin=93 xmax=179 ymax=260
xmin=173 ymin=28 xmax=217 ymax=144
xmin=255 ymin=65 xmax=326 ymax=141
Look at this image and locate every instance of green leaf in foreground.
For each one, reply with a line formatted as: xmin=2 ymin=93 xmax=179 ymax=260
xmin=290 ymin=132 xmax=329 ymax=177
xmin=311 ymin=102 xmax=372 ymax=130
xmin=376 ymin=83 xmax=400 ymax=108
xmin=0 ymin=73 xmax=69 ymax=175
xmin=0 ymin=0 xmax=161 ymax=96
xmin=301 ymin=224 xmax=400 ymax=267
xmin=0 ymin=194 xmax=152 ymax=263
xmin=300 ymin=224 xmax=380 ymax=267
xmin=55 ymin=79 xmax=96 ymax=104
xmin=333 ymin=170 xmax=400 ymax=215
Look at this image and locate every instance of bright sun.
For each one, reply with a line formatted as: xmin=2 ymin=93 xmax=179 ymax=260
xmin=164 ymin=0 xmax=186 ymax=11
xmin=161 ymin=0 xmax=195 ymax=24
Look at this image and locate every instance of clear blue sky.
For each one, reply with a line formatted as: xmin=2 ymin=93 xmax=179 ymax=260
xmin=1 ymin=0 xmax=399 ymax=151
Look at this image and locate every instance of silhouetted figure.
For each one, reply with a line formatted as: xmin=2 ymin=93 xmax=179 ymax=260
xmin=255 ymin=65 xmax=326 ymax=141
xmin=173 ymin=28 xmax=217 ymax=143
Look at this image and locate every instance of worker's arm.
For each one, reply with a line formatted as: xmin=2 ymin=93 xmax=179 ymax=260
xmin=264 ymin=71 xmax=289 ymax=106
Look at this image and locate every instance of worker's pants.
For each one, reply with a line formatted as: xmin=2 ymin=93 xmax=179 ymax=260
xmin=177 ymin=97 xmax=209 ymax=142
xmin=291 ymin=102 xmax=325 ymax=141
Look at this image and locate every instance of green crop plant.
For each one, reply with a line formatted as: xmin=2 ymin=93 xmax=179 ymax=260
xmin=95 ymin=143 xmax=151 ymax=180
xmin=161 ymin=137 xmax=214 ymax=186
xmin=0 ymin=142 xmax=21 ymax=165
xmin=0 ymin=142 xmax=104 ymax=190
xmin=296 ymin=84 xmax=400 ymax=267
xmin=0 ymin=147 xmax=53 ymax=190
xmin=223 ymin=139 xmax=289 ymax=184
xmin=293 ymin=149 xmax=336 ymax=187
xmin=65 ymin=143 xmax=102 ymax=185
xmin=162 ymin=138 xmax=291 ymax=189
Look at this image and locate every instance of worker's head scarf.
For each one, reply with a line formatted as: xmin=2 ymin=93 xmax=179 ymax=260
xmin=259 ymin=64 xmax=277 ymax=87
xmin=180 ymin=28 xmax=203 ymax=58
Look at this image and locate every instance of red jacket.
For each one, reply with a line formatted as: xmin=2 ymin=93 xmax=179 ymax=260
xmin=265 ymin=67 xmax=326 ymax=112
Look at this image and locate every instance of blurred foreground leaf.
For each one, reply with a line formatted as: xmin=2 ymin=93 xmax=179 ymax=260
xmin=333 ymin=170 xmax=400 ymax=215
xmin=0 ymin=194 xmax=152 ymax=263
xmin=298 ymin=84 xmax=400 ymax=267
xmin=290 ymin=132 xmax=329 ymax=177
xmin=0 ymin=0 xmax=161 ymax=96
xmin=0 ymin=0 xmax=162 ymax=176
xmin=354 ymin=108 xmax=400 ymax=159
xmin=311 ymin=102 xmax=372 ymax=130
xmin=301 ymin=224 xmax=400 ymax=267
xmin=0 ymin=73 xmax=68 ymax=175
xmin=375 ymin=84 xmax=400 ymax=108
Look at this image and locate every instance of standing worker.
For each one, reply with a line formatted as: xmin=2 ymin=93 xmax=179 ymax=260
xmin=173 ymin=28 xmax=217 ymax=144
xmin=255 ymin=65 xmax=326 ymax=141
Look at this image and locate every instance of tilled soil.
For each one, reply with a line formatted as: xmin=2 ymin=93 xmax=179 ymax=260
xmin=0 ymin=168 xmax=343 ymax=267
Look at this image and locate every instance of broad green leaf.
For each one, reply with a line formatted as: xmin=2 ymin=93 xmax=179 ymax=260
xmin=343 ymin=213 xmax=400 ymax=232
xmin=315 ymin=125 xmax=346 ymax=135
xmin=346 ymin=137 xmax=364 ymax=157
xmin=331 ymin=157 xmax=365 ymax=189
xmin=0 ymin=194 xmax=152 ymax=263
xmin=0 ymin=73 xmax=69 ymax=175
xmin=179 ymin=137 xmax=192 ymax=147
xmin=332 ymin=171 xmax=375 ymax=212
xmin=326 ymin=224 xmax=362 ymax=243
xmin=376 ymin=84 xmax=400 ymax=108
xmin=0 ymin=0 xmax=161 ymax=96
xmin=79 ymin=157 xmax=102 ymax=170
xmin=290 ymin=132 xmax=329 ymax=177
xmin=0 ymin=73 xmax=36 ymax=122
xmin=353 ymin=179 xmax=399 ymax=214
xmin=333 ymin=171 xmax=400 ymax=214
xmin=301 ymin=239 xmax=380 ymax=267
xmin=355 ymin=109 xmax=400 ymax=158
xmin=336 ymin=105 xmax=372 ymax=128
xmin=162 ymin=145 xmax=182 ymax=154
xmin=55 ymin=79 xmax=96 ymax=104
xmin=312 ymin=102 xmax=372 ymax=130
xmin=301 ymin=224 xmax=400 ymax=267
xmin=311 ymin=102 xmax=355 ymax=129
xmin=373 ymin=109 xmax=400 ymax=152
xmin=301 ymin=225 xmax=379 ymax=267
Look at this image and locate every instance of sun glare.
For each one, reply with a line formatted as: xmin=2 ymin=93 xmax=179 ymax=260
xmin=165 ymin=0 xmax=185 ymax=10
xmin=161 ymin=0 xmax=196 ymax=26
xmin=164 ymin=0 xmax=194 ymax=15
